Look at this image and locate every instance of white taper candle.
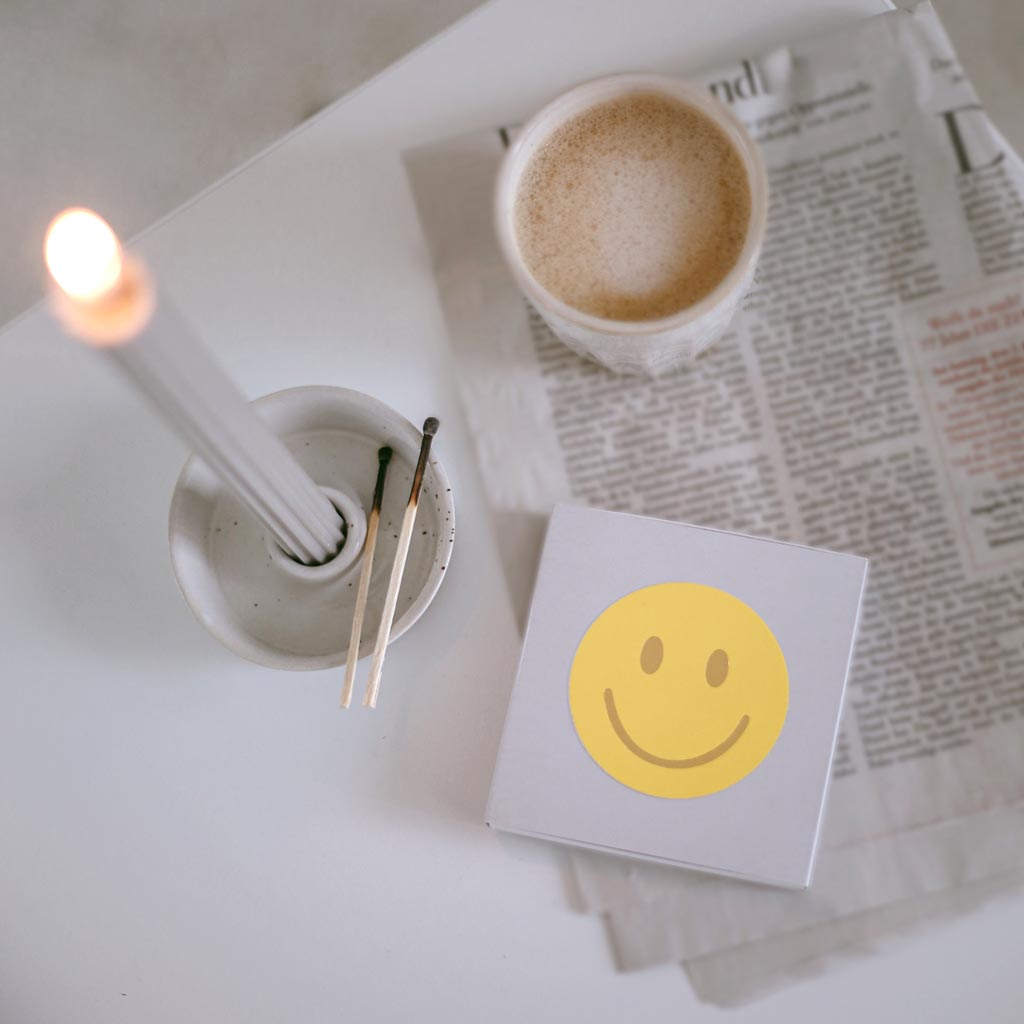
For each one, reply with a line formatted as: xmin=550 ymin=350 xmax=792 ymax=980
xmin=44 ymin=209 xmax=344 ymax=565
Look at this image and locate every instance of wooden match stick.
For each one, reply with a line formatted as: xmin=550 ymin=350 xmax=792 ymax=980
xmin=363 ymin=417 xmax=439 ymax=709
xmin=340 ymin=446 xmax=393 ymax=708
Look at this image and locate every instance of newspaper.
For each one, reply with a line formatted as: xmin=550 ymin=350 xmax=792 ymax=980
xmin=684 ymin=865 xmax=1024 ymax=1006
xmin=404 ymin=1 xmax=1024 ymax=1002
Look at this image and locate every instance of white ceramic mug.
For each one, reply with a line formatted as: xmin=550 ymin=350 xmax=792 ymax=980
xmin=494 ymin=73 xmax=768 ymax=376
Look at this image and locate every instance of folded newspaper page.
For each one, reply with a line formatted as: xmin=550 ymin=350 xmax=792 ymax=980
xmin=684 ymin=865 xmax=1024 ymax=1006
xmin=404 ymin=0 xmax=1024 ymax=1001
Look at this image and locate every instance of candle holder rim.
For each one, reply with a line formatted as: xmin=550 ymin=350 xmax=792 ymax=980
xmin=168 ymin=384 xmax=454 ymax=671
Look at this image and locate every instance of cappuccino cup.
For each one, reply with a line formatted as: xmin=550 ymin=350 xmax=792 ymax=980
xmin=495 ymin=74 xmax=768 ymax=375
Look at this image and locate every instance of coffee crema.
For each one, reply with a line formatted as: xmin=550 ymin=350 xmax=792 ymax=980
xmin=513 ymin=92 xmax=752 ymax=322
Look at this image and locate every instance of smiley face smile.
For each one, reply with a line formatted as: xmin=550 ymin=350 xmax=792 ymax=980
xmin=603 ymin=688 xmax=749 ymax=768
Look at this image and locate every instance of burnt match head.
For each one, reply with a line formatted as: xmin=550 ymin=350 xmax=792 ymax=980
xmin=422 ymin=417 xmax=440 ymax=437
xmin=377 ymin=445 xmax=393 ymax=465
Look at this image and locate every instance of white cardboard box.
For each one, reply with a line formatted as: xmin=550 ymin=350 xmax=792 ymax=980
xmin=487 ymin=503 xmax=868 ymax=889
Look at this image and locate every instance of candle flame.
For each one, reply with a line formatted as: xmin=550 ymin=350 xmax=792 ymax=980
xmin=45 ymin=208 xmax=124 ymax=302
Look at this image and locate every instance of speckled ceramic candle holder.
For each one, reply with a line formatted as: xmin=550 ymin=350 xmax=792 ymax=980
xmin=168 ymin=386 xmax=454 ymax=671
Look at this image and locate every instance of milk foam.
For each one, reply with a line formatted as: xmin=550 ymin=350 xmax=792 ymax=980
xmin=514 ymin=92 xmax=751 ymax=322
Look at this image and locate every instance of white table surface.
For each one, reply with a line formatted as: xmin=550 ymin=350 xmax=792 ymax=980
xmin=2 ymin=0 xmax=1021 ymax=1020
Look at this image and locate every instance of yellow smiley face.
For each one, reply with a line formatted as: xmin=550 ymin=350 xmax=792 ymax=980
xmin=569 ymin=583 xmax=788 ymax=798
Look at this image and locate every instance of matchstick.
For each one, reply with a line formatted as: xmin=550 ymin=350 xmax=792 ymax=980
xmin=363 ymin=418 xmax=439 ymax=708
xmin=340 ymin=446 xmax=393 ymax=708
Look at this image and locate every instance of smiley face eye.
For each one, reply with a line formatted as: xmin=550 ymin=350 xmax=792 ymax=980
xmin=706 ymin=649 xmax=729 ymax=687
xmin=640 ymin=636 xmax=663 ymax=674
